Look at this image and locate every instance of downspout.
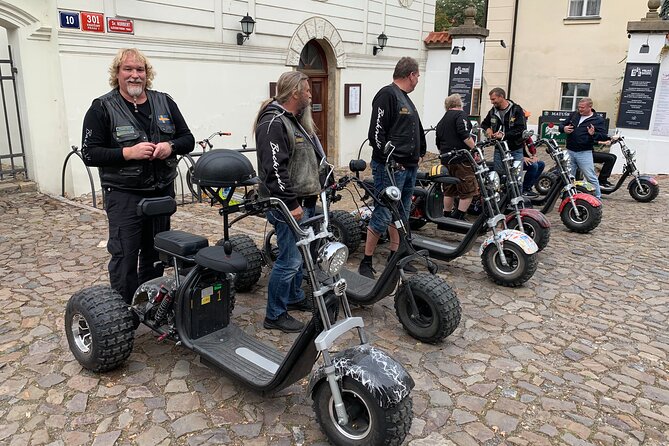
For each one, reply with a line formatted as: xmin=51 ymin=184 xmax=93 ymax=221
xmin=507 ymin=0 xmax=520 ymax=97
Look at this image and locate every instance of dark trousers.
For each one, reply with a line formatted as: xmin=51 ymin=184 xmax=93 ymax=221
xmin=104 ymin=188 xmax=172 ymax=303
xmin=592 ymin=151 xmax=617 ymax=181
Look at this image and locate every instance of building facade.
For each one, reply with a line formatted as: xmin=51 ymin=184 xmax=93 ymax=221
xmin=0 ymin=0 xmax=438 ymax=196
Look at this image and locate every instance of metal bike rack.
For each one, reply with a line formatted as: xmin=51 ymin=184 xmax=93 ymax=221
xmin=61 ymin=145 xmax=101 ymax=209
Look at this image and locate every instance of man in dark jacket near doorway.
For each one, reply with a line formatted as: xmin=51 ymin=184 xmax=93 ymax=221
xmin=559 ymin=97 xmax=608 ymax=199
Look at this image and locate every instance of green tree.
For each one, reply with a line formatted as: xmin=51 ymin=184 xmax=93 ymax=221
xmin=435 ymin=0 xmax=486 ymax=31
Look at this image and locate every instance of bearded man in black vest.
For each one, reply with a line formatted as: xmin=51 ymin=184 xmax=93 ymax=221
xmin=81 ymin=48 xmax=194 ymax=303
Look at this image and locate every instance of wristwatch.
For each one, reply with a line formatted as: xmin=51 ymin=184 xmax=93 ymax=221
xmin=168 ymin=141 xmax=175 ymax=152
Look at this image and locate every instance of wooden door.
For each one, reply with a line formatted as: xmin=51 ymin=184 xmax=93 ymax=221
xmin=308 ymin=77 xmax=328 ymax=154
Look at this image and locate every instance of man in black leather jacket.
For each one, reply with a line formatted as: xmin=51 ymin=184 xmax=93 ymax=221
xmin=480 ymin=87 xmax=527 ymax=174
xmin=81 ymin=48 xmax=194 ymax=303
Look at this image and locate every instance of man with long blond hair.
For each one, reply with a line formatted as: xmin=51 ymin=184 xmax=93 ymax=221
xmin=255 ymin=70 xmax=325 ymax=333
xmin=81 ymin=48 xmax=194 ymax=303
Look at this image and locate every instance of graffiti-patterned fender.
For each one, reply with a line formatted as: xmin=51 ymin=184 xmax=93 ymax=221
xmin=478 ymin=229 xmax=538 ymax=256
xmin=558 ymin=192 xmax=601 ymax=214
xmin=307 ymin=345 xmax=415 ymax=409
xmin=504 ymin=208 xmax=551 ymax=229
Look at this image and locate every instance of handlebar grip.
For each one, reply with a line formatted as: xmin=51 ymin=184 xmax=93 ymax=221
xmin=219 ymin=132 xmax=232 ymax=136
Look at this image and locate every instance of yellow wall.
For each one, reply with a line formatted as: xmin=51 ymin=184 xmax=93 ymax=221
xmin=483 ymin=0 xmax=650 ymax=125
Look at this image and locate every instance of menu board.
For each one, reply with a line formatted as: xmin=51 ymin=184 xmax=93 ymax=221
xmin=448 ymin=63 xmax=475 ymax=115
xmin=616 ymin=63 xmax=660 ymax=130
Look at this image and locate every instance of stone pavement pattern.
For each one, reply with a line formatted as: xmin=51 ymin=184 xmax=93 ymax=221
xmin=1 ymin=176 xmax=668 ymax=446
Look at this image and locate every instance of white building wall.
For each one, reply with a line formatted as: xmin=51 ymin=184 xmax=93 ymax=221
xmin=0 ymin=0 xmax=438 ymax=196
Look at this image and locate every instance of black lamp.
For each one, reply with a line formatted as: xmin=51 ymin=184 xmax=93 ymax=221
xmin=451 ymin=45 xmax=465 ymax=55
xmin=237 ymin=13 xmax=256 ymax=45
xmin=640 ymin=43 xmax=650 ymax=53
xmin=373 ymin=32 xmax=388 ymax=56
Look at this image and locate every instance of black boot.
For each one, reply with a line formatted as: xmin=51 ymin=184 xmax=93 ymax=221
xmin=450 ymin=209 xmax=466 ymax=220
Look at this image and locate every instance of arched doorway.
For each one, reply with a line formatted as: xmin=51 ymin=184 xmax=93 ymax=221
xmin=299 ymin=40 xmax=328 ymax=154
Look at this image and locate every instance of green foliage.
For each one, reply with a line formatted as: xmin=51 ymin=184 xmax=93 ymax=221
xmin=435 ymin=0 xmax=486 ymax=31
xmin=661 ymin=0 xmax=669 ymax=19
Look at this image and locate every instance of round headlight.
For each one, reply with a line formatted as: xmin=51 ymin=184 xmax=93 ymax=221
xmin=383 ymin=186 xmax=401 ymax=202
xmin=487 ymin=171 xmax=501 ymax=191
xmin=318 ymin=242 xmax=349 ymax=277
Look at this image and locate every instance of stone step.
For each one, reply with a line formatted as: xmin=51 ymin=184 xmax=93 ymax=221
xmin=0 ymin=180 xmax=38 ymax=194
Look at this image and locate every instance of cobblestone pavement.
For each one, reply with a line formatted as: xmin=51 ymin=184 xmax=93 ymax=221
xmin=1 ymin=174 xmax=669 ymax=446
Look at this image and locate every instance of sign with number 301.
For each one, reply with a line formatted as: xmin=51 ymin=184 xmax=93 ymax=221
xmin=81 ymin=11 xmax=104 ymax=33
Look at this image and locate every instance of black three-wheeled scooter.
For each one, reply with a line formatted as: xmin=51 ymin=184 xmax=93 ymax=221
xmin=65 ymin=149 xmax=415 ymax=445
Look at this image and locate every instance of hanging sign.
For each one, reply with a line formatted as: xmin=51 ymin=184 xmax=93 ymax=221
xmin=107 ymin=18 xmax=134 ymax=34
xmin=81 ymin=12 xmax=105 ymax=33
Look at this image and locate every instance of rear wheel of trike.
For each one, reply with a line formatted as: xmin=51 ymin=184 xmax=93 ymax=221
xmin=64 ymin=285 xmax=135 ymax=372
xmin=395 ymin=274 xmax=461 ymax=344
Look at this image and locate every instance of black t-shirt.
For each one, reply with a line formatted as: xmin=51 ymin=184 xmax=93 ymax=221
xmin=435 ymin=109 xmax=472 ymax=160
xmin=81 ymin=94 xmax=192 ymax=167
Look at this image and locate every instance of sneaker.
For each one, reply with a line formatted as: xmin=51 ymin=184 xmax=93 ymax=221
xmin=522 ymin=190 xmax=539 ymax=198
xmin=287 ymin=299 xmax=313 ymax=312
xmin=263 ymin=312 xmax=304 ymax=333
xmin=358 ymin=260 xmax=376 ymax=279
xmin=599 ymin=180 xmax=614 ymax=188
xmin=443 ymin=210 xmax=452 ymax=218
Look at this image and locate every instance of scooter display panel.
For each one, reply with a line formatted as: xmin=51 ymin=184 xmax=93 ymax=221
xmin=192 ymin=324 xmax=284 ymax=386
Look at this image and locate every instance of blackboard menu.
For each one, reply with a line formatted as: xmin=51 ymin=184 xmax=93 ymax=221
xmin=616 ymin=63 xmax=660 ymax=130
xmin=448 ymin=63 xmax=475 ymax=115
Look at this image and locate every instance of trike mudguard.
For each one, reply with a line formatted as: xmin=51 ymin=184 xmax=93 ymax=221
xmin=558 ymin=192 xmax=601 ymax=214
xmin=478 ymin=229 xmax=538 ymax=256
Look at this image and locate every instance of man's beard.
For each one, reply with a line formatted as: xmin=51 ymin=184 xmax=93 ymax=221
xmin=298 ymin=104 xmax=316 ymax=136
xmin=127 ymin=83 xmax=144 ymax=98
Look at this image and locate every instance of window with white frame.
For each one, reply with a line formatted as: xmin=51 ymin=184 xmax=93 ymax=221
xmin=560 ymin=83 xmax=590 ymax=111
xmin=568 ymin=0 xmax=601 ymax=17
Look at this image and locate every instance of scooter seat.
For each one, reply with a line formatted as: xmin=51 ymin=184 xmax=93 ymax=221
xmin=416 ymin=171 xmax=461 ymax=185
xmin=194 ymin=246 xmax=248 ymax=273
xmin=155 ymin=230 xmax=209 ymax=258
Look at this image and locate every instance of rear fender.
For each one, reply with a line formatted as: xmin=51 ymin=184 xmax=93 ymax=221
xmin=558 ymin=192 xmax=601 ymax=213
xmin=307 ymin=345 xmax=414 ymax=409
xmin=479 ymin=229 xmax=538 ymax=256
xmin=505 ymin=209 xmax=551 ymax=229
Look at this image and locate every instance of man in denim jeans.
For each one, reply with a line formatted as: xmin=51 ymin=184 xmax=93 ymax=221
xmin=559 ymin=97 xmax=607 ymax=199
xmin=255 ymin=71 xmax=325 ymax=332
xmin=358 ymin=57 xmax=426 ymax=279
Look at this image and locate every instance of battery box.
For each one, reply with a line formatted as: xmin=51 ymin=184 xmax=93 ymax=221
xmin=188 ymin=271 xmax=231 ymax=339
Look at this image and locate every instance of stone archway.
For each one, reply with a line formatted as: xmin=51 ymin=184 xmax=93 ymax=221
xmin=286 ymin=17 xmax=346 ymax=164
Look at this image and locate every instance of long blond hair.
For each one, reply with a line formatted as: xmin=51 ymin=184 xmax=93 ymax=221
xmin=254 ymin=71 xmax=315 ymax=136
xmin=108 ymin=48 xmax=155 ymax=89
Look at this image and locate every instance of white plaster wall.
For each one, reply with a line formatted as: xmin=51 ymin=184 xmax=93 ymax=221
xmin=423 ymin=48 xmax=451 ymax=154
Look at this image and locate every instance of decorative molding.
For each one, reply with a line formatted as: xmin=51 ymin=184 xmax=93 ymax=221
xmin=0 ymin=1 xmax=40 ymax=28
xmin=286 ymin=17 xmax=346 ymax=68
xmin=28 ymin=26 xmax=52 ymax=41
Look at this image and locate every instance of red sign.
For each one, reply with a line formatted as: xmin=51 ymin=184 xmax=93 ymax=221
xmin=107 ymin=18 xmax=134 ymax=34
xmin=81 ymin=12 xmax=104 ymax=32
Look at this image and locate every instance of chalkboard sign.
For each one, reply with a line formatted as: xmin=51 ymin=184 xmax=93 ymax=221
xmin=616 ymin=63 xmax=660 ymax=130
xmin=448 ymin=63 xmax=475 ymax=115
xmin=538 ymin=110 xmax=608 ymax=146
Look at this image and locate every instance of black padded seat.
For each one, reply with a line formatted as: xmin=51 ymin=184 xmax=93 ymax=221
xmin=416 ymin=171 xmax=461 ymax=184
xmin=154 ymin=230 xmax=208 ymax=258
xmin=194 ymin=246 xmax=248 ymax=273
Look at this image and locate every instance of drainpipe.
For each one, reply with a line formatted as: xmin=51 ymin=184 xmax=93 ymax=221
xmin=507 ymin=0 xmax=520 ymax=97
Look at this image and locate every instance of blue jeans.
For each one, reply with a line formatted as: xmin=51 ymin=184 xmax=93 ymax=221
xmin=265 ymin=206 xmax=315 ymax=320
xmin=522 ymin=160 xmax=545 ymax=192
xmin=568 ymin=150 xmax=601 ymax=198
xmin=494 ymin=147 xmax=523 ymax=175
xmin=368 ymin=159 xmax=418 ymax=236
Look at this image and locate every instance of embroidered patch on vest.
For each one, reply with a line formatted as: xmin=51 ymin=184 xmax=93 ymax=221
xmin=115 ymin=125 xmax=136 ymax=137
xmin=157 ymin=115 xmax=172 ymax=124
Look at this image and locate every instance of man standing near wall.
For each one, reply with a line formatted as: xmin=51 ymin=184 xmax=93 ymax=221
xmin=81 ymin=48 xmax=194 ymax=304
xmin=358 ymin=57 xmax=426 ymax=279
xmin=480 ymin=87 xmax=527 ymax=174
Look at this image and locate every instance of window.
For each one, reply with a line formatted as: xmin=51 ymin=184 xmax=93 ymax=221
xmin=560 ymin=83 xmax=590 ymax=111
xmin=568 ymin=0 xmax=601 ymax=17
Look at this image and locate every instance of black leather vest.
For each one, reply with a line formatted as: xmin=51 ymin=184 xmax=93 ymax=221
xmin=98 ymin=89 xmax=177 ymax=191
xmin=387 ymin=85 xmax=420 ymax=159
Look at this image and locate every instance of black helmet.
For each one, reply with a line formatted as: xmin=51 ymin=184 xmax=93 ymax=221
xmin=191 ymin=149 xmax=260 ymax=187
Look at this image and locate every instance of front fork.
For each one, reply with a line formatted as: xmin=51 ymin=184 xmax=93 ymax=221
xmin=487 ymin=213 xmax=510 ymax=267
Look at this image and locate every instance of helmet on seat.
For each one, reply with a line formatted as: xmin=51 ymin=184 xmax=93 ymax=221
xmin=191 ymin=149 xmax=260 ymax=187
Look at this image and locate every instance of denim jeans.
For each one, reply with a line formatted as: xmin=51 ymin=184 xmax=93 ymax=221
xmin=522 ymin=160 xmax=545 ymax=192
xmin=265 ymin=206 xmax=315 ymax=320
xmin=368 ymin=159 xmax=418 ymax=236
xmin=568 ymin=150 xmax=601 ymax=198
xmin=494 ymin=147 xmax=523 ymax=175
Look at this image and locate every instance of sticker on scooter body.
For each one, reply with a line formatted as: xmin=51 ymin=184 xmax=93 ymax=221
xmin=479 ymin=229 xmax=538 ymax=256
